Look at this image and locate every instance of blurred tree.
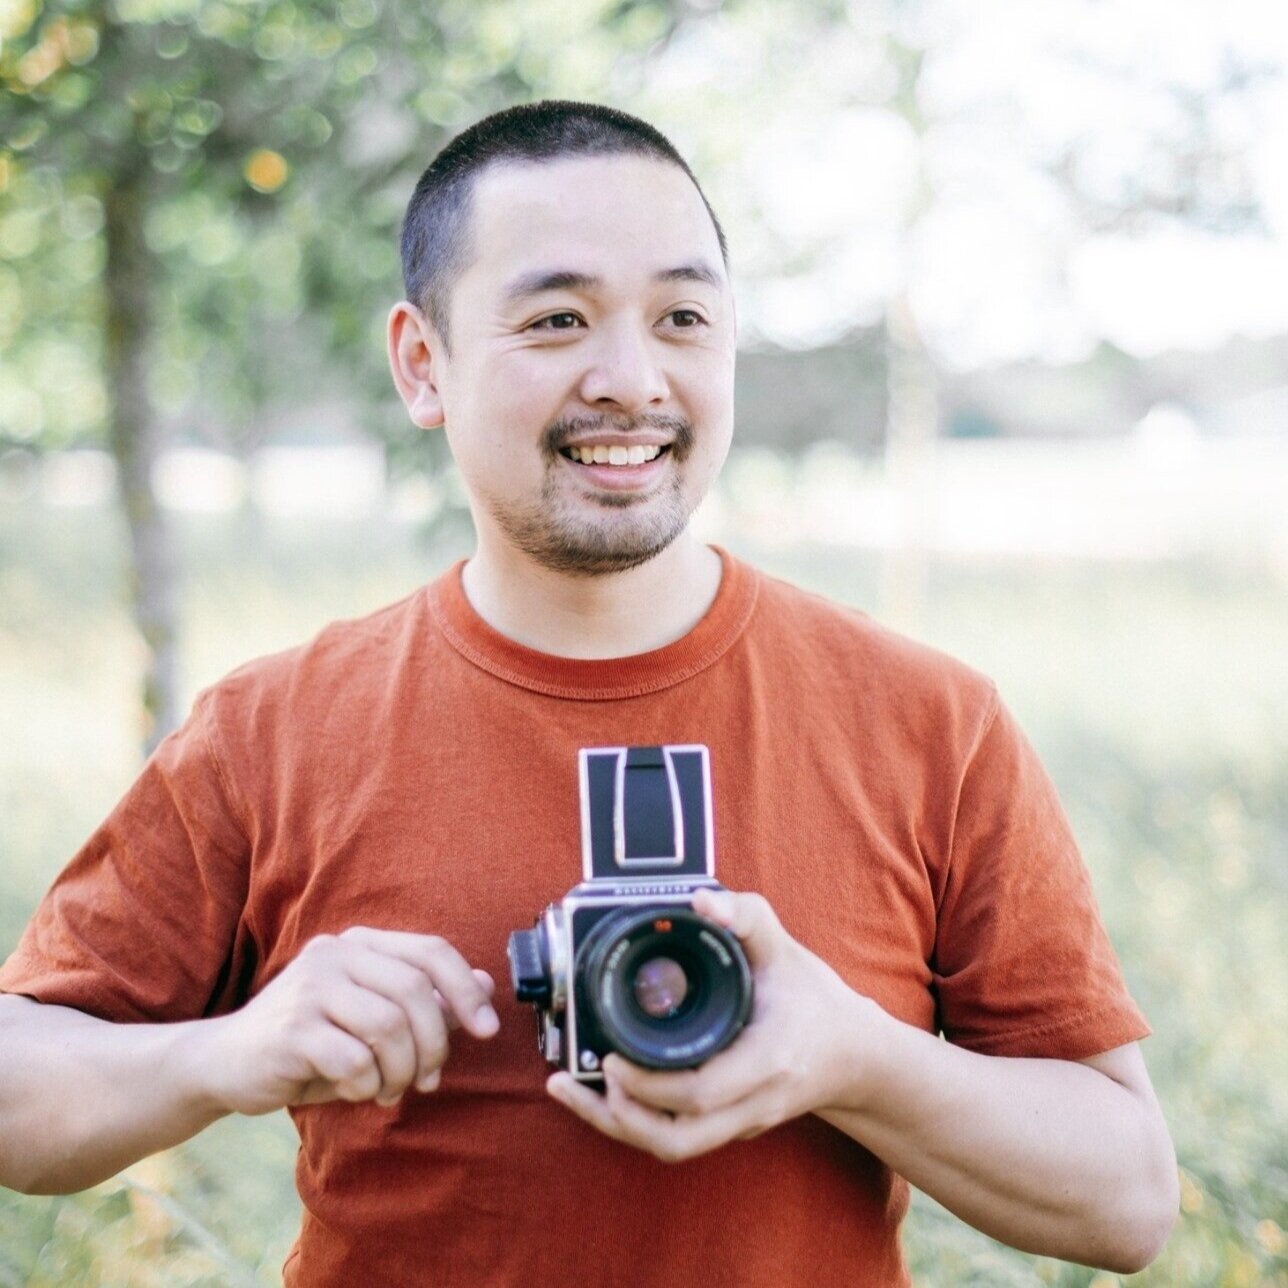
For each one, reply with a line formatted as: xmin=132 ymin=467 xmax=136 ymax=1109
xmin=626 ymin=2 xmax=1279 ymax=629
xmin=0 ymin=0 xmax=695 ymax=750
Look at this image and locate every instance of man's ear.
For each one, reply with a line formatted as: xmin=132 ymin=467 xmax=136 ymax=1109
xmin=387 ymin=301 xmax=446 ymax=430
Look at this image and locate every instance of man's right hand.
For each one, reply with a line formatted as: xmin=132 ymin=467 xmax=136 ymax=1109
xmin=197 ymin=927 xmax=500 ymax=1116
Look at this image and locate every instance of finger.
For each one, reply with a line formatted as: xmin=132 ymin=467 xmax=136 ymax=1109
xmin=601 ymin=1029 xmax=770 ymax=1116
xmin=296 ymin=1027 xmax=382 ymax=1104
xmin=342 ymin=946 xmax=450 ymax=1091
xmin=435 ymin=970 xmax=496 ymax=1032
xmin=321 ymin=983 xmax=418 ymax=1104
xmin=690 ymin=888 xmax=781 ymax=966
xmin=546 ymin=1073 xmax=636 ymax=1145
xmin=602 ymin=1075 xmax=770 ymax=1163
xmin=548 ymin=1071 xmax=767 ymax=1163
xmin=339 ymin=928 xmax=499 ymax=1038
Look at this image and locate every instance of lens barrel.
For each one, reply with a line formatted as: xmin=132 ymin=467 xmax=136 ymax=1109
xmin=576 ymin=905 xmax=752 ymax=1070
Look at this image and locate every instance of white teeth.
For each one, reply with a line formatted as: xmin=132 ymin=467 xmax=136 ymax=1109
xmin=567 ymin=443 xmax=664 ymax=465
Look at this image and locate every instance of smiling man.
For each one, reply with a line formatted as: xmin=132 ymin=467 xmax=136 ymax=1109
xmin=391 ymin=130 xmax=736 ymax=655
xmin=0 ymin=102 xmax=1176 ymax=1286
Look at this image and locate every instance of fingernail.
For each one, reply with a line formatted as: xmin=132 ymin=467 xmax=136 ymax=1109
xmin=417 ymin=1070 xmax=441 ymax=1093
xmin=475 ymin=1005 xmax=499 ymax=1035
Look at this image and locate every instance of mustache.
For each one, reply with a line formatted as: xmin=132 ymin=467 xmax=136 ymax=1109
xmin=544 ymin=414 xmax=695 ymax=459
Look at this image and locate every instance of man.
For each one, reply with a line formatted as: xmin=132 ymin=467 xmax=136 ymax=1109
xmin=0 ymin=101 xmax=1176 ymax=1285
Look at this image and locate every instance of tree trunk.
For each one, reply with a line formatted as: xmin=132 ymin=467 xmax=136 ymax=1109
xmin=103 ymin=173 xmax=179 ymax=755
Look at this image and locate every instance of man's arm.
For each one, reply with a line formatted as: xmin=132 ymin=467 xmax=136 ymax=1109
xmin=0 ymin=928 xmax=499 ymax=1196
xmin=0 ymin=994 xmax=229 ymax=1195
xmin=548 ymin=888 xmax=1178 ymax=1275
xmin=814 ymin=1010 xmax=1179 ymax=1274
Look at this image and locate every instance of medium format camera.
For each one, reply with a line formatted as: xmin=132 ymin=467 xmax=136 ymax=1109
xmin=507 ymin=744 xmax=753 ymax=1082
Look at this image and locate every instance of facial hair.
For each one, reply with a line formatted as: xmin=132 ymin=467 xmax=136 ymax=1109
xmin=481 ymin=413 xmax=698 ymax=577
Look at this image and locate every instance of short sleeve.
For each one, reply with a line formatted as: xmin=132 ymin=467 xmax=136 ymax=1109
xmin=932 ymin=690 xmax=1150 ymax=1060
xmin=0 ymin=689 xmax=256 ymax=1023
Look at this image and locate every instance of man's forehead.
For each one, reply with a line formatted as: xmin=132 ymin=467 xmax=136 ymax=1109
xmin=465 ymin=155 xmax=725 ymax=294
xmin=498 ymin=262 xmax=724 ymax=309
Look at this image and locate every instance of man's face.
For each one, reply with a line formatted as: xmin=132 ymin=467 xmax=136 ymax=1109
xmin=397 ymin=153 xmax=737 ymax=576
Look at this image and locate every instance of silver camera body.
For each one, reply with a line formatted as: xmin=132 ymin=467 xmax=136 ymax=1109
xmin=508 ymin=744 xmax=753 ymax=1083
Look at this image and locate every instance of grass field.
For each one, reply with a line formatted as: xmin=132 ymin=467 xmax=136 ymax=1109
xmin=1 ymin=496 xmax=1285 ymax=1286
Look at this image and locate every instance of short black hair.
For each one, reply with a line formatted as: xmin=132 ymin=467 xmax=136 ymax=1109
xmin=399 ymin=100 xmax=730 ymax=358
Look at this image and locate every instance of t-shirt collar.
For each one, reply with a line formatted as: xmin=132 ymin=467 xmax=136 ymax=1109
xmin=426 ymin=544 xmax=758 ymax=700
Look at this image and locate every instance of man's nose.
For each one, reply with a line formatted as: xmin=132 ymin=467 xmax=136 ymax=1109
xmin=577 ymin=319 xmax=670 ymax=412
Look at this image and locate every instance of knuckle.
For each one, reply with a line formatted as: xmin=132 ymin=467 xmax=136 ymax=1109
xmin=768 ymin=1049 xmax=794 ymax=1081
xmin=346 ymin=1072 xmax=382 ymax=1102
xmin=304 ymin=933 xmax=338 ymax=957
xmin=405 ymin=973 xmax=440 ymax=1009
xmin=342 ymin=1049 xmax=373 ymax=1080
xmin=339 ymin=926 xmax=366 ymax=943
xmin=422 ymin=1031 xmax=449 ymax=1065
xmin=368 ymin=1007 xmax=406 ymax=1041
xmin=670 ymin=1073 xmax=706 ymax=1113
xmin=679 ymin=1087 xmax=710 ymax=1115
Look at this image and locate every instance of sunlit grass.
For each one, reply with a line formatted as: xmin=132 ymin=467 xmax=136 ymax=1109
xmin=1 ymin=499 xmax=1285 ymax=1286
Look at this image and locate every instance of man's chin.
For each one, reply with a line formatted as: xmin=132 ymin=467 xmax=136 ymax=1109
xmin=519 ymin=533 xmax=681 ymax=578
xmin=492 ymin=510 xmax=690 ymax=577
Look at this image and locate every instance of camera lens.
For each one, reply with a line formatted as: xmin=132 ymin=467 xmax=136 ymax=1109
xmin=576 ymin=905 xmax=752 ymax=1070
xmin=632 ymin=956 xmax=690 ymax=1019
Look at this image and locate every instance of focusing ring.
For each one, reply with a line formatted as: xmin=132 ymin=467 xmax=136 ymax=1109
xmin=577 ymin=904 xmax=752 ymax=1070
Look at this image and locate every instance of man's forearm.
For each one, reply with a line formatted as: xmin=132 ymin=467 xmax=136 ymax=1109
xmin=817 ymin=996 xmax=1177 ymax=1274
xmin=0 ymin=995 xmax=228 ymax=1195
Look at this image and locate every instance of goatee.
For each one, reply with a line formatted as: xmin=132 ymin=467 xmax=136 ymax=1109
xmin=485 ymin=414 xmax=697 ymax=577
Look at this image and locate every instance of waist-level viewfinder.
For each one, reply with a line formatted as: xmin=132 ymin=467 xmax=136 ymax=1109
xmin=581 ymin=744 xmax=713 ymax=880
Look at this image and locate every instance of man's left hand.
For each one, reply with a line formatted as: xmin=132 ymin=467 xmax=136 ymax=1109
xmin=545 ymin=887 xmax=886 ymax=1162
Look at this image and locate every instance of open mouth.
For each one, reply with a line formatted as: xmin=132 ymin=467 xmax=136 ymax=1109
xmin=558 ymin=444 xmax=673 ymax=467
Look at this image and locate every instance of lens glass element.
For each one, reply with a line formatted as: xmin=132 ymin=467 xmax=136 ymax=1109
xmin=631 ymin=956 xmax=689 ymax=1019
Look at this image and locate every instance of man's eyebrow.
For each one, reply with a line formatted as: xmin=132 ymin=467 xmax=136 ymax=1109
xmin=652 ymin=262 xmax=723 ymax=290
xmin=499 ymin=262 xmax=723 ymax=305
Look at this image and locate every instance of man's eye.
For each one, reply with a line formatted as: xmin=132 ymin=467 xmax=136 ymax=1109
xmin=528 ymin=310 xmax=707 ymax=333
xmin=528 ymin=311 xmax=579 ymax=329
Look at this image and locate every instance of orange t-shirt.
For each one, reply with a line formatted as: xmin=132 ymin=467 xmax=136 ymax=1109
xmin=0 ymin=546 xmax=1149 ymax=1286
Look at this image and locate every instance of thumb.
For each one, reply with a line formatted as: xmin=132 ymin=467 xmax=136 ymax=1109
xmin=691 ymin=887 xmax=782 ymax=966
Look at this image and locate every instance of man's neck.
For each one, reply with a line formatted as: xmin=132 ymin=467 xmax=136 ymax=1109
xmin=459 ymin=533 xmax=723 ymax=660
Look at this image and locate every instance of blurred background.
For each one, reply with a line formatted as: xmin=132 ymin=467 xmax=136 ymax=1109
xmin=2 ymin=0 xmax=1286 ymax=1283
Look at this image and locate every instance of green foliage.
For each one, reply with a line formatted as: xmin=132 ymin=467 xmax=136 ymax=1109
xmin=1 ymin=503 xmax=1285 ymax=1285
xmin=0 ymin=0 xmax=696 ymax=457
